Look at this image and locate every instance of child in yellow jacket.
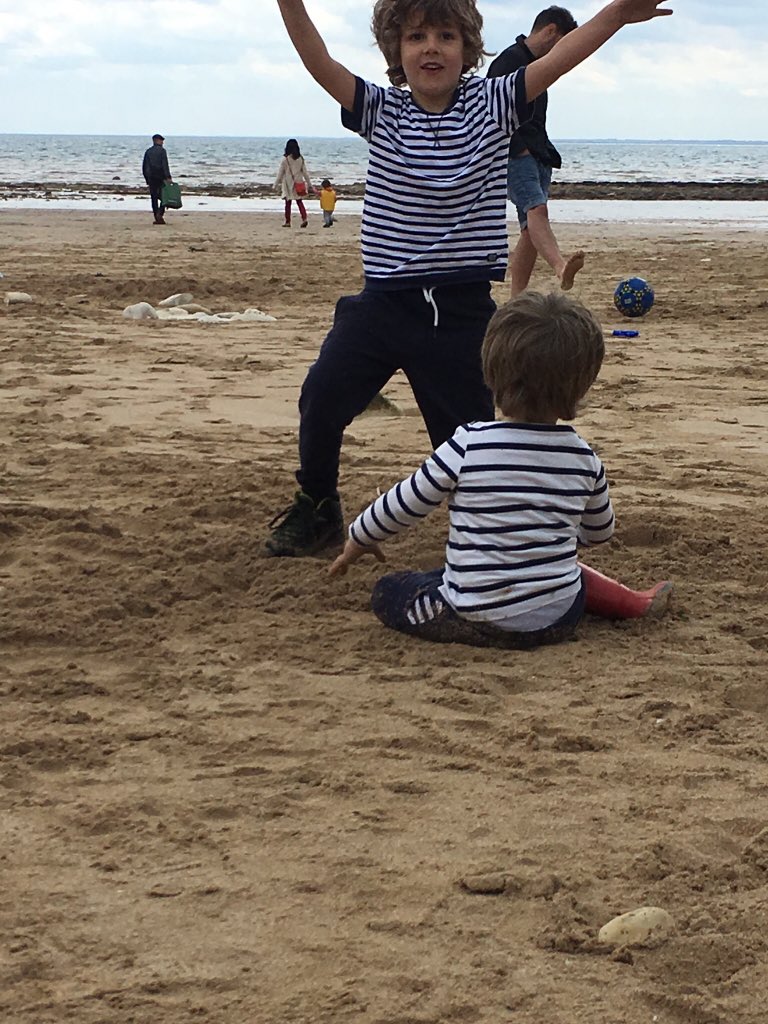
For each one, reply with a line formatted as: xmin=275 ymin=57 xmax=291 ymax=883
xmin=320 ymin=179 xmax=336 ymax=228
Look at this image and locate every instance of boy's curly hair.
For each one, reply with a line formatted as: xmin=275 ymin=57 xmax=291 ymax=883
xmin=372 ymin=0 xmax=489 ymax=87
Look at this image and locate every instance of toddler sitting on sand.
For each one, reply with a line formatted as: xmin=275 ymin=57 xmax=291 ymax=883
xmin=330 ymin=292 xmax=672 ymax=649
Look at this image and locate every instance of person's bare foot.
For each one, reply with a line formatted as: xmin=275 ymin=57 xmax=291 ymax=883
xmin=560 ymin=251 xmax=585 ymax=291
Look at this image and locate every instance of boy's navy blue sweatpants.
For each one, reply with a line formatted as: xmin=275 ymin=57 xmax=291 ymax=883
xmin=296 ymin=282 xmax=496 ymax=502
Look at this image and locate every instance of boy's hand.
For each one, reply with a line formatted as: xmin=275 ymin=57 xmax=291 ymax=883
xmin=329 ymin=538 xmax=385 ymax=578
xmin=527 ymin=0 xmax=672 ymax=101
xmin=614 ymin=0 xmax=673 ymax=23
xmin=277 ymin=0 xmax=356 ymax=110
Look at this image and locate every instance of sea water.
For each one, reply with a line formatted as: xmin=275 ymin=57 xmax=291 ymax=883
xmin=1 ymin=134 xmax=765 ymax=225
xmin=0 ymin=134 xmax=766 ymax=188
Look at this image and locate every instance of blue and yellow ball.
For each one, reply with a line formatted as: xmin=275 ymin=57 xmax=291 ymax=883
xmin=614 ymin=277 xmax=655 ymax=318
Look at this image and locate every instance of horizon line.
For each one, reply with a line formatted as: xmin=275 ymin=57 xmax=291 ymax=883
xmin=0 ymin=132 xmax=767 ymax=146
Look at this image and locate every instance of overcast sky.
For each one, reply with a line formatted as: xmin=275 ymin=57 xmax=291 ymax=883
xmin=1 ymin=1 xmax=767 ymax=140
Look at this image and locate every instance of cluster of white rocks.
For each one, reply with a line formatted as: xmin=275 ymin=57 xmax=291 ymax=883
xmin=122 ymin=292 xmax=276 ymax=324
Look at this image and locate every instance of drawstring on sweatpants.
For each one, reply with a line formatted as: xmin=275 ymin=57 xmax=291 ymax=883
xmin=422 ymin=286 xmax=439 ymax=330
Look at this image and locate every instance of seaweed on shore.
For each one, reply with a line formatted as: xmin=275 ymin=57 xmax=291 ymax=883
xmin=1 ymin=179 xmax=767 ymax=203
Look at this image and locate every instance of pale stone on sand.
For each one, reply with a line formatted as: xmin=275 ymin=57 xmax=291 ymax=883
xmin=122 ymin=302 xmax=158 ymax=320
xmin=157 ymin=307 xmax=191 ymax=319
xmin=158 ymin=292 xmax=195 ymax=308
xmin=5 ymin=291 xmax=33 ymax=305
xmin=598 ymin=906 xmax=675 ymax=947
xmin=178 ymin=303 xmax=212 ymax=315
xmin=241 ymin=308 xmax=277 ymax=322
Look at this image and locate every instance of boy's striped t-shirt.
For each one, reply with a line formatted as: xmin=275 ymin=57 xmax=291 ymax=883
xmin=342 ymin=72 xmax=531 ymax=290
xmin=349 ymin=422 xmax=615 ymax=625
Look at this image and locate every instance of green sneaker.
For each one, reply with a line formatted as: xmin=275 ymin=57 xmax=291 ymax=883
xmin=265 ymin=491 xmax=344 ymax=557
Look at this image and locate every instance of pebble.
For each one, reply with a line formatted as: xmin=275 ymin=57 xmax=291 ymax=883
xmin=178 ymin=303 xmax=212 ymax=314
xmin=157 ymin=307 xmax=191 ymax=318
xmin=158 ymin=292 xmax=195 ymax=308
xmin=122 ymin=302 xmax=158 ymax=320
xmin=240 ymin=308 xmax=276 ymax=322
xmin=5 ymin=291 xmax=33 ymax=305
xmin=460 ymin=872 xmax=507 ymax=894
xmin=598 ymin=906 xmax=674 ymax=947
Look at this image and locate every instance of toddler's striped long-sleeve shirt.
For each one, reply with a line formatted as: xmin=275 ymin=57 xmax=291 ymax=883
xmin=349 ymin=421 xmax=615 ymax=627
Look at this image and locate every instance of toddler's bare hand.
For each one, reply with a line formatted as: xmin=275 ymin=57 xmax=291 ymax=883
xmin=329 ymin=539 xmax=385 ymax=577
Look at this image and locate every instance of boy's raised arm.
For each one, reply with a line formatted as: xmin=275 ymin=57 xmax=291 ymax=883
xmin=524 ymin=0 xmax=672 ymax=101
xmin=277 ymin=0 xmax=357 ymax=111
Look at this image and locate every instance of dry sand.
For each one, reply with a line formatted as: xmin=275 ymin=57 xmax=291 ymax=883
xmin=2 ymin=208 xmax=768 ymax=1023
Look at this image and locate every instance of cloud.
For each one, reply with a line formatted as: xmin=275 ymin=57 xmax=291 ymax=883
xmin=611 ymin=40 xmax=768 ymax=97
xmin=0 ymin=0 xmax=765 ymax=137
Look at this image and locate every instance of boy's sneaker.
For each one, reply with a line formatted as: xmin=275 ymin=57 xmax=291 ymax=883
xmin=265 ymin=491 xmax=344 ymax=557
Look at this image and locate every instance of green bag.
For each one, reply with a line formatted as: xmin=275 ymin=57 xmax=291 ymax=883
xmin=161 ymin=181 xmax=182 ymax=210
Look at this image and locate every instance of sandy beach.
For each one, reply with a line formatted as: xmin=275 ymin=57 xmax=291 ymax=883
xmin=3 ymin=208 xmax=768 ymax=1023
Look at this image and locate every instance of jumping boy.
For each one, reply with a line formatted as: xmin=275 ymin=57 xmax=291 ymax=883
xmin=268 ymin=0 xmax=673 ymax=558
xmin=329 ymin=292 xmax=672 ymax=648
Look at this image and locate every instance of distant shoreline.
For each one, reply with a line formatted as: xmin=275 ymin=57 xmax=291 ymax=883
xmin=2 ymin=180 xmax=767 ymax=203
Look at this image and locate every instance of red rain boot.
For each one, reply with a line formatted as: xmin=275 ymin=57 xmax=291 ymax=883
xmin=580 ymin=563 xmax=673 ymax=620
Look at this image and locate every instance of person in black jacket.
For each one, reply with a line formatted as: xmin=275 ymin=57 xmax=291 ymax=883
xmin=487 ymin=8 xmax=584 ymax=295
xmin=142 ymin=134 xmax=172 ymax=225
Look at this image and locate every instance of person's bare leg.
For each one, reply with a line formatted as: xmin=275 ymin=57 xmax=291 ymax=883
xmin=526 ymin=204 xmax=585 ymax=290
xmin=509 ymin=228 xmax=538 ymax=297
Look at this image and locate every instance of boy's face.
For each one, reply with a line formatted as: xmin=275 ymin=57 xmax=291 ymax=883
xmin=399 ymin=17 xmax=466 ymax=111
